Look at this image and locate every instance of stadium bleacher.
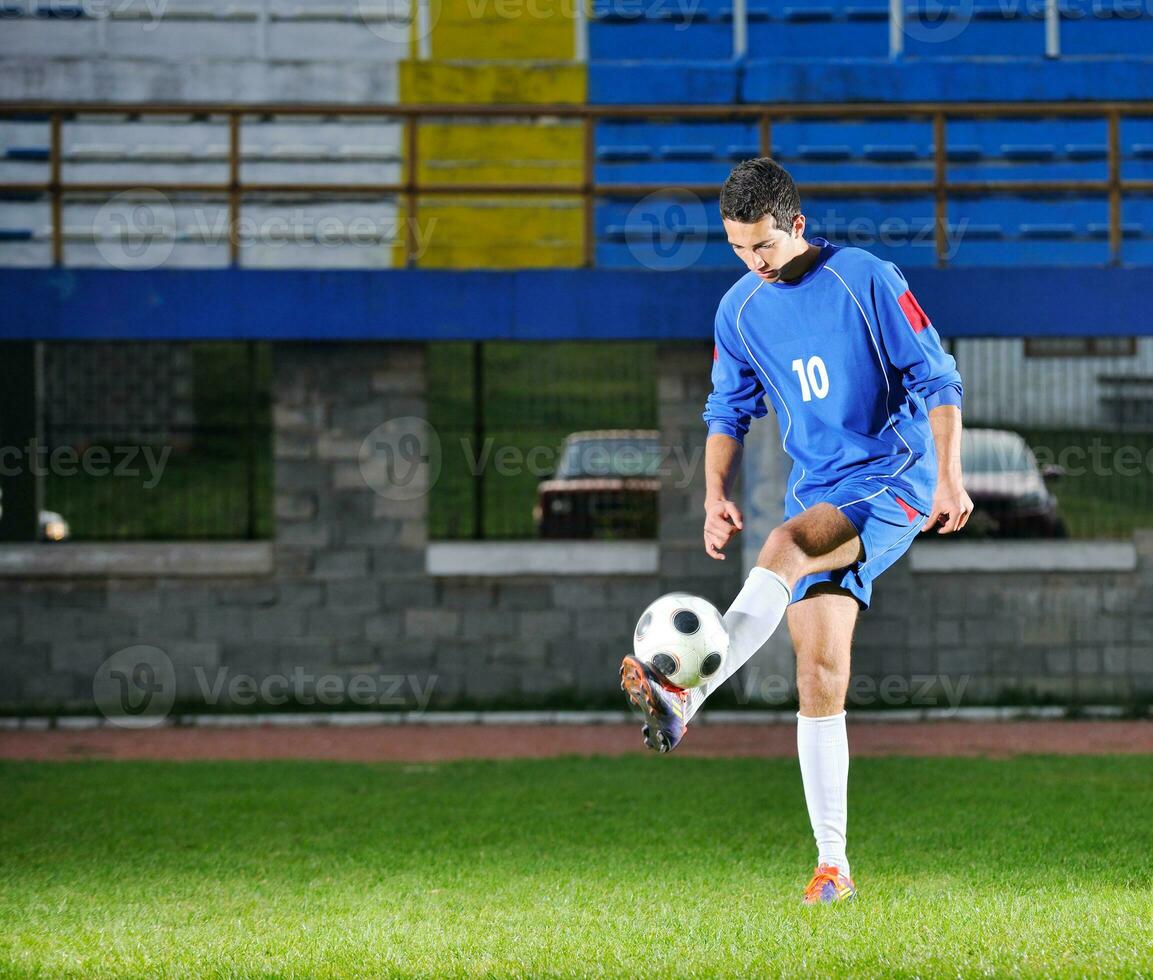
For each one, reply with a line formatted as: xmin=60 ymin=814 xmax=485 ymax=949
xmin=3 ymin=0 xmax=1153 ymax=269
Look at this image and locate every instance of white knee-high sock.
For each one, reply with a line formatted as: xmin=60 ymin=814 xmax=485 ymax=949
xmin=685 ymin=566 xmax=791 ymax=722
xmin=797 ymin=710 xmax=850 ymax=876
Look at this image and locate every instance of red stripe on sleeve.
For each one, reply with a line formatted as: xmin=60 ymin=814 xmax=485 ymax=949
xmin=713 ymin=344 xmax=719 ymax=361
xmin=897 ymin=290 xmax=931 ymax=334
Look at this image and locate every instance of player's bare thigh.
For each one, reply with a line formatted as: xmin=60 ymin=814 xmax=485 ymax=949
xmin=788 ymin=582 xmax=859 ymax=717
xmin=756 ymin=502 xmax=864 ymax=586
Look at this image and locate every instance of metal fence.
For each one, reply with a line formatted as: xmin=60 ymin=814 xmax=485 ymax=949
xmin=2 ymin=101 xmax=1152 ymax=268
xmin=427 ymin=341 xmax=658 ymax=540
xmin=942 ymin=336 xmax=1153 ymax=541
xmin=428 ymin=336 xmax=1153 ymax=544
xmin=23 ymin=341 xmax=272 ymax=541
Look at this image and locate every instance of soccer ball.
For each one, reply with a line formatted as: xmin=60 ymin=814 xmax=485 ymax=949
xmin=633 ymin=592 xmax=729 ymax=690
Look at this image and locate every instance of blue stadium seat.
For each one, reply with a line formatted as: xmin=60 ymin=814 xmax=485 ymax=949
xmin=1121 ymin=196 xmax=1153 ymax=265
xmin=588 ymin=21 xmax=732 ymax=60
xmin=1061 ymin=14 xmax=1153 ymax=56
xmin=589 ymin=62 xmax=742 ymax=103
xmin=862 ymin=145 xmax=921 ymax=162
xmin=772 ymin=120 xmax=934 ymax=160
xmin=1120 ymin=119 xmax=1153 ymax=181
xmin=658 ymin=144 xmax=717 ymax=161
xmin=1086 ymin=223 xmax=1142 ymax=239
xmin=948 ymin=240 xmax=1110 ymax=264
xmin=4 ymin=147 xmax=49 ymax=161
xmin=596 ymin=160 xmax=735 ymax=183
xmin=596 ymin=146 xmax=652 ymax=162
xmin=594 ymin=120 xmax=758 ymax=183
xmin=944 ymin=118 xmax=1109 ymax=181
xmin=903 ymin=6 xmax=1044 ymax=57
xmin=797 ymin=145 xmax=853 ymax=162
xmin=747 ymin=19 xmax=888 ymax=56
xmin=595 ymin=241 xmax=738 ymax=268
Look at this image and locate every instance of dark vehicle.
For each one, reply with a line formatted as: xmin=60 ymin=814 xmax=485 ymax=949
xmin=534 ymin=429 xmax=660 ymax=539
xmin=955 ymin=427 xmax=1066 ymax=539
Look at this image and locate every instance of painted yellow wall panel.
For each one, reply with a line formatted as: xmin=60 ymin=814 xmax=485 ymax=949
xmin=431 ymin=20 xmax=574 ymax=60
xmin=394 ymin=197 xmax=583 ymax=268
xmin=399 ymin=61 xmax=586 ymax=104
xmin=414 ymin=244 xmax=583 ymax=267
xmin=434 ymin=0 xmax=575 ymax=23
xmin=417 ymin=122 xmax=582 ymax=185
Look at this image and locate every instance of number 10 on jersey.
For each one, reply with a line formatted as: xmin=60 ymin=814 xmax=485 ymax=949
xmin=791 ymin=356 xmax=830 ymax=401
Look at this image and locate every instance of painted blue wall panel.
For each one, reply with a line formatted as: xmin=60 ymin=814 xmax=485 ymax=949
xmin=4 ymin=268 xmax=1153 ymax=340
xmin=737 ymin=57 xmax=1153 ymax=104
xmin=588 ymin=60 xmax=742 ymax=104
xmin=589 ymin=21 xmax=733 ymax=60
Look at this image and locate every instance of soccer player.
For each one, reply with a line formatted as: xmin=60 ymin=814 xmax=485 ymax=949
xmin=620 ymin=158 xmax=972 ymax=904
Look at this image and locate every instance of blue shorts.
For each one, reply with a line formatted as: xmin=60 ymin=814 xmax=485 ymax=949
xmin=784 ymin=480 xmax=928 ymax=611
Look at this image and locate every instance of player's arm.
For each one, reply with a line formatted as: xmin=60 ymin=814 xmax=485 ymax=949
xmin=703 ymin=434 xmax=744 ymax=559
xmin=701 ymin=304 xmax=768 ymax=559
xmin=925 ymin=404 xmax=971 ymax=534
xmin=870 ymin=264 xmax=972 ymax=534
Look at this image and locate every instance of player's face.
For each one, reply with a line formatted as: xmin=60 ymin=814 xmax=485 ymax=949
xmin=724 ymin=213 xmax=807 ymax=283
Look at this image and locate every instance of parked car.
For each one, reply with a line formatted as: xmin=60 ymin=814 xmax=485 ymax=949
xmin=954 ymin=427 xmax=1066 ymax=539
xmin=534 ymin=429 xmax=660 ymax=539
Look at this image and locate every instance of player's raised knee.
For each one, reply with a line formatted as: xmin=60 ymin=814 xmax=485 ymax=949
xmin=796 ymin=662 xmax=849 ymax=715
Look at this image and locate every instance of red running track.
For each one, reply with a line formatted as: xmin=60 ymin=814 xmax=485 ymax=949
xmin=3 ymin=721 xmax=1153 ymax=762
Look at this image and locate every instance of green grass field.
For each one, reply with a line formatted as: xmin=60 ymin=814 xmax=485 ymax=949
xmin=3 ymin=755 xmax=1153 ymax=977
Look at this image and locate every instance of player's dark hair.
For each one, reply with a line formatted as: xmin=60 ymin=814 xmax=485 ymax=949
xmin=719 ymin=157 xmax=802 ymax=230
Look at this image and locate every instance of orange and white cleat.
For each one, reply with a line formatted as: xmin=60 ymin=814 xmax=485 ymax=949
xmin=802 ymin=863 xmax=856 ymax=905
xmin=619 ymin=655 xmax=689 ymax=753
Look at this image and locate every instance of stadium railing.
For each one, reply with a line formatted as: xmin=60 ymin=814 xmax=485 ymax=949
xmin=3 ymin=100 xmax=1153 ymax=269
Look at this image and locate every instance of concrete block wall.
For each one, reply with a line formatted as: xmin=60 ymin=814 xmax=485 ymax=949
xmin=1 ymin=339 xmax=1151 ymax=715
xmin=0 ymin=341 xmax=743 ymax=713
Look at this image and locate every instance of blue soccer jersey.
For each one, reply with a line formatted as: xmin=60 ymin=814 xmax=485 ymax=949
xmin=702 ymin=237 xmax=963 ymax=520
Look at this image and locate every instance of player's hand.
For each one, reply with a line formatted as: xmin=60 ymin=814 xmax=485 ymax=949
xmin=922 ymin=478 xmax=974 ymax=534
xmin=703 ymin=497 xmax=743 ymax=559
